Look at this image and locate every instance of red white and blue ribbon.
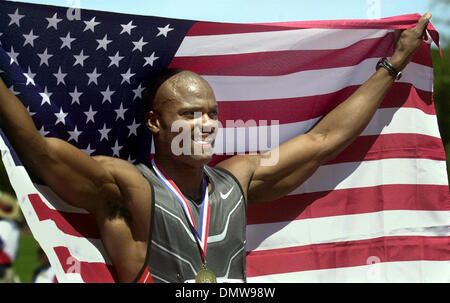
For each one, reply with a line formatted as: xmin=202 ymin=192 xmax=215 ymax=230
xmin=151 ymin=158 xmax=211 ymax=262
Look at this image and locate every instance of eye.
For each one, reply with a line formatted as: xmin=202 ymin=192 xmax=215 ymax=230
xmin=182 ymin=111 xmax=196 ymax=118
xmin=209 ymin=111 xmax=218 ymax=119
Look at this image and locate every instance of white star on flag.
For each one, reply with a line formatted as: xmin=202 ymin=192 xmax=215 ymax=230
xmin=108 ymin=51 xmax=124 ymax=67
xmin=38 ymin=125 xmax=50 ymax=137
xmin=68 ymin=126 xmax=83 ymax=142
xmin=37 ymin=48 xmax=53 ymax=66
xmin=23 ymin=67 xmax=36 ymax=86
xmin=82 ymin=144 xmax=95 ymax=156
xmin=6 ymin=46 xmax=19 ymax=65
xmin=132 ymin=83 xmax=145 ymax=100
xmin=84 ymin=105 xmax=97 ymax=123
xmin=23 ymin=29 xmax=39 ymax=47
xmin=53 ymin=67 xmax=67 ymax=85
xmin=127 ymin=119 xmax=140 ymax=137
xmin=46 ymin=13 xmax=62 ymax=29
xmin=8 ymin=9 xmax=24 ymax=27
xmin=26 ymin=106 xmax=35 ymax=117
xmin=120 ymin=21 xmax=136 ymax=35
xmin=39 ymin=86 xmax=52 ymax=105
xmin=120 ymin=68 xmax=135 ymax=84
xmin=156 ymin=24 xmax=174 ymax=37
xmin=111 ymin=140 xmax=123 ymax=157
xmin=96 ymin=34 xmax=112 ymax=51
xmin=98 ymin=124 xmax=111 ymax=141
xmin=144 ymin=52 xmax=159 ymax=67
xmin=8 ymin=85 xmax=19 ymax=96
xmin=132 ymin=37 xmax=148 ymax=52
xmin=54 ymin=107 xmax=68 ymax=125
xmin=114 ymin=103 xmax=128 ymax=121
xmin=69 ymin=87 xmax=83 ymax=105
xmin=83 ymin=17 xmax=101 ymax=32
xmin=73 ymin=50 xmax=89 ymax=67
xmin=60 ymin=32 xmax=76 ymax=49
xmin=86 ymin=68 xmax=101 ymax=85
xmin=100 ymin=85 xmax=115 ymax=103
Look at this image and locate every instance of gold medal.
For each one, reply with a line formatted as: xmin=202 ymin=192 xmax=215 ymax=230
xmin=195 ymin=264 xmax=217 ymax=283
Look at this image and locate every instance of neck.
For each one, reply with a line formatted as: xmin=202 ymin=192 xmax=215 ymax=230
xmin=153 ymin=155 xmax=205 ymax=201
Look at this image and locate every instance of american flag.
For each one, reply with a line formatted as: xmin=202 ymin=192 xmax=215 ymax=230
xmin=0 ymin=1 xmax=449 ymax=283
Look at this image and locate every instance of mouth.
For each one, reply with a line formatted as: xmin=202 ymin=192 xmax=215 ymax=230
xmin=191 ymin=132 xmax=216 ymax=157
xmin=192 ymin=128 xmax=216 ymax=146
xmin=193 ymin=135 xmax=215 ymax=145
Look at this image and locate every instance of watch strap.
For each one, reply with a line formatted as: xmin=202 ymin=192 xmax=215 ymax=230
xmin=376 ymin=57 xmax=402 ymax=80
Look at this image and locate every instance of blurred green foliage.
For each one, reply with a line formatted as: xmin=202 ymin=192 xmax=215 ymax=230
xmin=431 ymin=47 xmax=450 ymax=183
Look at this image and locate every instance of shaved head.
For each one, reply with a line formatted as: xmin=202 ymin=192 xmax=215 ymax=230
xmin=145 ymin=69 xmax=215 ymax=113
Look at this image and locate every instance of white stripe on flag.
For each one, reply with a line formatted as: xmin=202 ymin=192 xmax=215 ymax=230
xmin=203 ymin=59 xmax=433 ymax=101
xmin=290 ymin=158 xmax=448 ymax=195
xmin=34 ymin=219 xmax=110 ymax=264
xmin=246 ymin=260 xmax=450 ymax=283
xmin=213 ymin=107 xmax=442 ymax=154
xmin=246 ymin=210 xmax=450 ymax=252
xmin=34 ymin=184 xmax=89 ymax=214
xmin=176 ymin=29 xmax=392 ymax=56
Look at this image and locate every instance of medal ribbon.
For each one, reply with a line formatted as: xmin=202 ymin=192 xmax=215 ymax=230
xmin=151 ymin=158 xmax=210 ymax=262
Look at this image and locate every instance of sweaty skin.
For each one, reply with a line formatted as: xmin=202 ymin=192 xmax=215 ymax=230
xmin=0 ymin=14 xmax=431 ymax=282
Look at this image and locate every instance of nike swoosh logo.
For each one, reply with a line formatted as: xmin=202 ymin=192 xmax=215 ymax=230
xmin=220 ymin=187 xmax=234 ymax=200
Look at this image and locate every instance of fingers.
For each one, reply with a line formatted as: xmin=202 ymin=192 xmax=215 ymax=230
xmin=414 ymin=12 xmax=432 ymax=36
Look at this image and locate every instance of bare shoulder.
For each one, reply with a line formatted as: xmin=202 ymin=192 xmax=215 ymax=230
xmin=92 ymin=156 xmax=151 ymax=206
xmin=93 ymin=156 xmax=143 ymax=179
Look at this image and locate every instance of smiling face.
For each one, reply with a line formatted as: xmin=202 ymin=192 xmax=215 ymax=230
xmin=147 ymin=70 xmax=219 ymax=167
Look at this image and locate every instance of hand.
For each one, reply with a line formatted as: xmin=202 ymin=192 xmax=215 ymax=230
xmin=390 ymin=12 xmax=432 ymax=71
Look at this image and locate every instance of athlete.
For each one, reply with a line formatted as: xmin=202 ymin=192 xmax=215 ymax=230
xmin=0 ymin=14 xmax=431 ymax=282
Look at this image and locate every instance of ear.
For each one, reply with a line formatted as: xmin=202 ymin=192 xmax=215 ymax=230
xmin=146 ymin=110 xmax=160 ymax=134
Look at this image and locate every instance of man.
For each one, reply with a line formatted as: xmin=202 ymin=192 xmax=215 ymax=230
xmin=0 ymin=13 xmax=432 ymax=283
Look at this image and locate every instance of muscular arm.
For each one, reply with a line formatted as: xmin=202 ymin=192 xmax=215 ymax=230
xmin=218 ymin=13 xmax=432 ymax=205
xmin=0 ymin=77 xmax=122 ymax=215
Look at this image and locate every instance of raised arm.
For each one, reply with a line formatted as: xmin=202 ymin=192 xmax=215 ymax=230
xmin=0 ymin=77 xmax=122 ymax=215
xmin=218 ymin=13 xmax=432 ymax=205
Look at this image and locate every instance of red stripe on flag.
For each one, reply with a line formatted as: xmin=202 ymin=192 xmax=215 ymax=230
xmin=246 ymin=184 xmax=450 ymax=225
xmin=215 ymin=84 xmax=434 ymax=124
xmin=246 ymin=236 xmax=450 ymax=277
xmin=28 ymin=194 xmax=100 ymax=239
xmin=53 ymin=246 xmax=116 ymax=283
xmin=171 ymin=37 xmax=431 ymax=76
xmin=209 ymin=133 xmax=445 ymax=167
xmin=327 ymin=133 xmax=445 ymax=164
xmin=186 ymin=21 xmax=302 ymax=36
xmin=186 ymin=14 xmax=428 ymax=36
xmin=170 ymin=34 xmax=401 ymax=75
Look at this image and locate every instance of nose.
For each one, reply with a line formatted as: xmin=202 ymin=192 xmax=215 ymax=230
xmin=194 ymin=112 xmax=218 ymax=134
xmin=203 ymin=113 xmax=218 ymax=132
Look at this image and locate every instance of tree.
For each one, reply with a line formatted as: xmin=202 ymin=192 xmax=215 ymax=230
xmin=431 ymin=47 xmax=450 ymax=183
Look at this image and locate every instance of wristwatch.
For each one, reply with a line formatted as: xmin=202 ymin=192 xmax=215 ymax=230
xmin=376 ymin=57 xmax=402 ymax=80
